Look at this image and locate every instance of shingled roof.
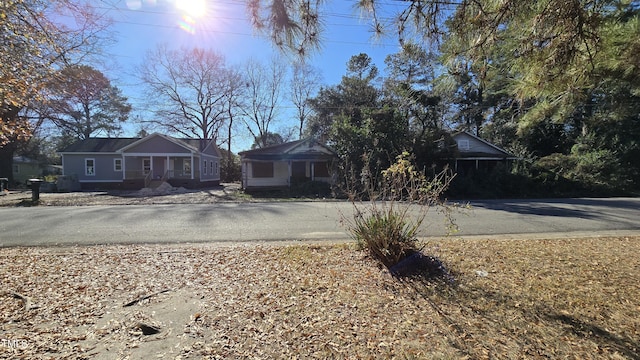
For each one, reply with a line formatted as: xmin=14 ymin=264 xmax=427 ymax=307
xmin=59 ymin=135 xmax=217 ymax=154
xmin=239 ymin=139 xmax=336 ymax=161
xmin=238 ymin=139 xmax=306 ymax=156
xmin=59 ymin=138 xmax=140 ymax=153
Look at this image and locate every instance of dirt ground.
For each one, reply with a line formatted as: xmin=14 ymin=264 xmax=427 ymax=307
xmin=2 ymin=237 xmax=639 ymax=359
xmin=0 ymin=183 xmax=245 ymax=207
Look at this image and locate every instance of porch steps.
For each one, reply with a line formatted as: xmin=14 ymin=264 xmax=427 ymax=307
xmin=147 ymin=180 xmax=164 ymax=189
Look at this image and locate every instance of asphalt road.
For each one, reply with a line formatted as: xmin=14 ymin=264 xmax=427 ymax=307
xmin=1 ymin=198 xmax=639 ymax=247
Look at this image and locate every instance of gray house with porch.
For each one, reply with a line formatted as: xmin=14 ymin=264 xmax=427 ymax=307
xmin=450 ymin=131 xmax=517 ymax=176
xmin=59 ymin=133 xmax=220 ymax=190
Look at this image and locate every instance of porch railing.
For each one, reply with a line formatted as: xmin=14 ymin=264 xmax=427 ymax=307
xmin=124 ymin=169 xmax=200 ymax=181
xmin=124 ymin=170 xmax=145 ymax=179
xmin=165 ymin=170 xmax=200 ymax=179
xmin=144 ymin=171 xmax=153 ymax=188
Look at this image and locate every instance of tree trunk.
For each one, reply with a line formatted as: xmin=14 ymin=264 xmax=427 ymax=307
xmin=0 ymin=142 xmax=18 ymax=186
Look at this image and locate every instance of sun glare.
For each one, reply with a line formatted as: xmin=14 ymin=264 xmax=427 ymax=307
xmin=175 ymin=0 xmax=207 ymax=18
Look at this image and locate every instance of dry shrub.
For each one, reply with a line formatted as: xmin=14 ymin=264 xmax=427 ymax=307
xmin=350 ymin=204 xmax=420 ymax=267
xmin=344 ymin=151 xmax=455 ymax=268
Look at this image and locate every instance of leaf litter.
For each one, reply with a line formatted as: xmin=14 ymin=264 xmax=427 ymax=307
xmin=0 ymin=236 xmax=639 ymax=359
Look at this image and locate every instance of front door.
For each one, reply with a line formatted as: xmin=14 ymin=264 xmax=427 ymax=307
xmin=153 ymin=157 xmax=165 ymax=179
xmin=142 ymin=158 xmax=151 ymax=176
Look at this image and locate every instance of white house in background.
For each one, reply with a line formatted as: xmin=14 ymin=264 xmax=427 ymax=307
xmin=239 ymin=138 xmax=338 ymax=191
xmin=59 ymin=133 xmax=221 ymax=190
xmin=451 ymin=131 xmax=517 ymax=176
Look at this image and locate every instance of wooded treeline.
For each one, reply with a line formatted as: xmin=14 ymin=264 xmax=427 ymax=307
xmin=257 ymin=0 xmax=640 ymax=197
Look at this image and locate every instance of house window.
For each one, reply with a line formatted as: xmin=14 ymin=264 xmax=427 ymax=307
xmin=114 ymin=158 xmax=122 ymax=172
xmin=13 ymin=164 xmax=19 ymax=174
xmin=215 ymin=161 xmax=218 ymax=175
xmin=202 ymin=160 xmax=207 ymax=175
xmin=85 ymin=158 xmax=95 ymax=176
xmin=142 ymin=158 xmax=151 ymax=175
xmin=184 ymin=159 xmax=191 ymax=175
xmin=314 ymin=162 xmax=330 ymax=177
xmin=252 ymin=162 xmax=273 ymax=178
xmin=457 ymin=140 xmax=470 ymax=151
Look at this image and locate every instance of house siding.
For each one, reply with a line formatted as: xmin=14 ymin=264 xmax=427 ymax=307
xmin=63 ymin=154 xmax=123 ymax=182
xmin=124 ymin=156 xmax=144 ymax=176
xmin=244 ymin=161 xmax=289 ymax=188
xmin=201 ymin=142 xmax=221 ymax=157
xmin=13 ymin=162 xmax=40 ymax=185
xmin=199 ymin=142 xmax=221 ymax=182
xmin=199 ymin=155 xmax=220 ymax=181
xmin=125 ymin=136 xmax=192 ymax=154
xmin=455 ymin=133 xmax=507 ymax=157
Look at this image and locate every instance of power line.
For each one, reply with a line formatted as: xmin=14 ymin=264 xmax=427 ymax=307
xmin=91 ymin=2 xmax=402 ymax=24
xmin=55 ymin=5 xmax=404 ymax=55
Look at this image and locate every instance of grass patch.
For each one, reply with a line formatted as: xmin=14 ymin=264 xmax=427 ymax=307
xmin=1 ymin=236 xmax=638 ymax=358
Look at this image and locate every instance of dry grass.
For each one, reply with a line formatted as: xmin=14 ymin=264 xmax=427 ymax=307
xmin=1 ymin=236 xmax=639 ymax=359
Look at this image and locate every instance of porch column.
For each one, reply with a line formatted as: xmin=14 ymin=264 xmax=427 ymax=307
xmin=311 ymin=161 xmax=315 ymax=181
xmin=288 ymin=161 xmax=292 ymax=187
xmin=166 ymin=156 xmax=170 ymax=179
xmin=122 ymin=155 xmax=127 ymax=179
xmin=190 ymin=154 xmax=194 ymax=179
xmin=242 ymin=161 xmax=247 ymax=189
xmin=475 ymin=159 xmax=479 ymax=170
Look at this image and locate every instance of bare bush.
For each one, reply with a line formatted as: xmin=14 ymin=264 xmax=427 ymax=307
xmin=342 ymin=152 xmax=457 ymax=268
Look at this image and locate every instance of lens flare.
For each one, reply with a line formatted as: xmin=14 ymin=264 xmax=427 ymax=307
xmin=175 ymin=0 xmax=207 ymax=18
xmin=178 ymin=15 xmax=197 ymax=34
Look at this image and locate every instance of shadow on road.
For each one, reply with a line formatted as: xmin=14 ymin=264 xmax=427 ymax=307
xmin=469 ymin=198 xmax=639 ymax=219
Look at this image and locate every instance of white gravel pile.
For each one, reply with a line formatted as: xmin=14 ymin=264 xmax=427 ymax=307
xmin=137 ymin=182 xmax=188 ymax=196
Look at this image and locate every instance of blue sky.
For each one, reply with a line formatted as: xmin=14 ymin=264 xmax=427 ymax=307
xmin=101 ymin=0 xmax=405 ymax=151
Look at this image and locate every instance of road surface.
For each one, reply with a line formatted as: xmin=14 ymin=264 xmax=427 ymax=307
xmin=1 ymin=198 xmax=639 ymax=246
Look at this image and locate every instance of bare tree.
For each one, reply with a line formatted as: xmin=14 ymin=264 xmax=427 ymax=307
xmin=240 ymin=57 xmax=286 ymax=148
xmin=289 ymin=61 xmax=322 ymax=139
xmin=220 ymin=65 xmax=246 ymax=180
xmin=139 ymin=45 xmax=232 ymax=142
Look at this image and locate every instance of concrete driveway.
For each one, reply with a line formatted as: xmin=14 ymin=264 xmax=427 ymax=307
xmin=1 ymin=198 xmax=639 ymax=246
